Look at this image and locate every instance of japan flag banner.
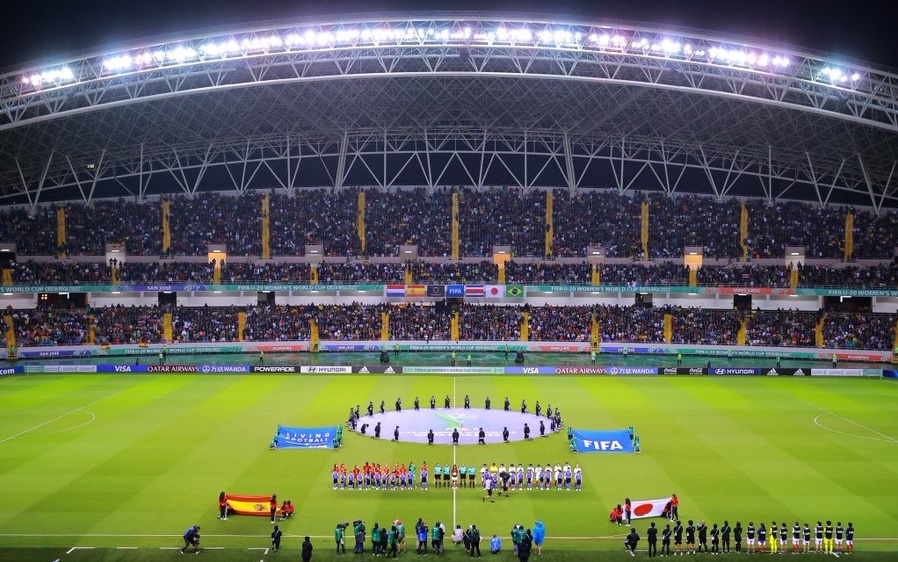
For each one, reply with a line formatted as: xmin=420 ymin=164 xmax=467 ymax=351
xmin=631 ymin=498 xmax=670 ymax=519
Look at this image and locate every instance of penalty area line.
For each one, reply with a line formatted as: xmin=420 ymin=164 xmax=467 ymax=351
xmin=0 ymin=391 xmax=122 ymax=445
xmin=790 ymin=394 xmax=898 ymax=444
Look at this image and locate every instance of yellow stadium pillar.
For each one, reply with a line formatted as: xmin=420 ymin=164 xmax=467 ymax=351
xmin=497 ymin=265 xmax=506 ymax=285
xmin=688 ymin=268 xmax=698 ymax=287
xmin=237 ymin=311 xmax=247 ymax=342
xmin=310 ymin=318 xmax=320 ymax=352
xmin=310 ymin=265 xmax=319 ymax=285
xmin=843 ymin=209 xmax=854 ymax=262
xmin=381 ymin=310 xmax=390 ymax=341
xmin=87 ymin=314 xmax=96 ymax=345
xmin=161 ymin=199 xmax=172 ymax=254
xmin=111 ymin=264 xmax=120 ymax=286
xmin=3 ymin=310 xmax=16 ymax=360
xmin=261 ymin=193 xmax=271 ymax=259
xmin=663 ymin=313 xmax=673 ymax=343
xmin=56 ymin=207 xmax=67 ymax=259
xmin=740 ymin=202 xmax=749 ymax=261
xmin=737 ymin=318 xmax=747 ymax=346
xmin=451 ymin=192 xmax=460 ymax=260
xmin=405 ymin=267 xmax=413 ymax=285
xmin=357 ymin=191 xmax=366 ymax=254
xmin=815 ymin=317 xmax=825 ymax=348
xmin=162 ymin=311 xmax=173 ymax=342
xmin=450 ymin=311 xmax=460 ymax=341
xmin=590 ymin=313 xmax=600 ymax=351
xmin=212 ymin=263 xmax=222 ymax=285
xmin=544 ymin=191 xmax=554 ymax=258
xmin=790 ymin=266 xmax=799 ymax=289
xmin=640 ymin=201 xmax=649 ymax=260
xmin=892 ymin=319 xmax=898 ymax=363
xmin=592 ymin=266 xmax=600 ymax=286
xmin=1 ymin=269 xmax=12 ymax=286
xmin=520 ymin=311 xmax=530 ymax=341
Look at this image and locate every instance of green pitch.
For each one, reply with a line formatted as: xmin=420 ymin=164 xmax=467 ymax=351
xmin=0 ymin=373 xmax=896 ymax=562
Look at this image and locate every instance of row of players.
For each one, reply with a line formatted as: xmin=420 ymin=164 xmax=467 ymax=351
xmin=331 ymin=461 xmax=583 ymax=491
xmin=623 ymin=519 xmax=856 ymax=556
xmin=350 ymin=397 xmax=564 ymax=418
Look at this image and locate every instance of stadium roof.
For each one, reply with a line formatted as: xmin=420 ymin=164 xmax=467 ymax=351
xmin=1 ymin=15 xmax=896 ymax=211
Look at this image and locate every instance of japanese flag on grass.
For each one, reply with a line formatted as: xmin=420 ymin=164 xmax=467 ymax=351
xmin=631 ymin=498 xmax=670 ymax=519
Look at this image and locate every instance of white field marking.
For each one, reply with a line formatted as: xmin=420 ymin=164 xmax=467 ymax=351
xmin=814 ymin=414 xmax=898 ymax=443
xmin=792 ymin=395 xmax=898 ymax=443
xmin=247 ymin=547 xmax=269 ymax=554
xmin=65 ymin=546 xmax=95 ymax=554
xmin=36 ymin=410 xmax=96 ymax=437
xmin=453 ymin=376 xmax=456 ymax=408
xmin=0 ymin=392 xmax=121 ymax=445
xmin=115 ymin=546 xmax=138 ymax=549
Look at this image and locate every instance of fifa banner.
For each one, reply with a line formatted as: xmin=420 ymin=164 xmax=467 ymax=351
xmin=630 ymin=497 xmax=673 ymax=520
xmin=275 ymin=425 xmax=340 ymax=449
xmin=571 ymin=430 xmax=634 ymax=453
xmin=224 ymin=494 xmax=281 ymax=517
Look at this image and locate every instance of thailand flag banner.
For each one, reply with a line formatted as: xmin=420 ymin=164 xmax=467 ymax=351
xmin=630 ymin=497 xmax=671 ymax=519
xmin=571 ymin=429 xmax=634 ymax=453
xmin=465 ymin=285 xmax=485 ymax=297
xmin=275 ymin=425 xmax=340 ymax=449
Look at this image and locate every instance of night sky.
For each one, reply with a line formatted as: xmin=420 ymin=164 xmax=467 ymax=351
xmin=1 ymin=0 xmax=895 ymax=71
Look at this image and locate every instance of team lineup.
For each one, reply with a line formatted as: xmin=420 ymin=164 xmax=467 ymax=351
xmin=330 ymin=461 xmax=585 ymax=493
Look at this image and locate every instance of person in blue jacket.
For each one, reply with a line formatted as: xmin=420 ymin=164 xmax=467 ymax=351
xmin=532 ymin=521 xmax=546 ymax=555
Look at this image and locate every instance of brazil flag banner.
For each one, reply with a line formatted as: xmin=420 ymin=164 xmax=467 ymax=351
xmin=275 ymin=425 xmax=340 ymax=449
xmin=506 ymin=285 xmax=524 ymax=298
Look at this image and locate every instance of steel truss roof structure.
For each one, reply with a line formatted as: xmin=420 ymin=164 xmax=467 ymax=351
xmin=1 ymin=16 xmax=897 ymax=211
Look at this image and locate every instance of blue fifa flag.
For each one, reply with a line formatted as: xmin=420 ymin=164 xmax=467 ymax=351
xmin=446 ymin=284 xmax=465 ymax=298
xmin=276 ymin=425 xmax=340 ymax=449
xmin=571 ymin=429 xmax=634 ymax=453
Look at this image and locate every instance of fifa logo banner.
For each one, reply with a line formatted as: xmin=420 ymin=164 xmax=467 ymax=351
xmin=571 ymin=429 xmax=634 ymax=453
xmin=276 ymin=425 xmax=340 ymax=449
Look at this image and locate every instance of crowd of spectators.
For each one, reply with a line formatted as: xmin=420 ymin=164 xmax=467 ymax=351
xmin=3 ymin=189 xmax=898 ymax=260
xmin=671 ymin=308 xmax=741 ymax=345
xmin=696 ymin=265 xmax=791 ymax=287
xmin=798 ymin=263 xmax=898 ymax=288
xmin=745 ymin=310 xmax=819 ymax=347
xmin=269 ymin=190 xmax=359 ymax=256
xmin=11 ymin=308 xmax=90 ymax=346
xmin=409 ymin=261 xmax=498 ymax=283
xmin=244 ymin=304 xmax=311 ymax=342
xmin=7 ymin=257 xmax=898 ymax=289
xmin=364 ymin=188 xmax=453 ymax=257
xmin=6 ymin=304 xmax=895 ymax=350
xmin=505 ymin=262 xmax=591 ymax=285
xmin=599 ymin=263 xmax=689 ymax=286
xmin=459 ymin=304 xmax=522 ymax=340
xmin=93 ymin=305 xmax=165 ymax=345
xmin=528 ymin=305 xmax=592 ymax=342
xmin=822 ymin=312 xmax=896 ymax=350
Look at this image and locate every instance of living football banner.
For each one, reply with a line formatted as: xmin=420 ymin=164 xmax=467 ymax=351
xmin=571 ymin=429 xmax=634 ymax=453
xmin=275 ymin=425 xmax=340 ymax=449
xmin=224 ymin=494 xmax=281 ymax=517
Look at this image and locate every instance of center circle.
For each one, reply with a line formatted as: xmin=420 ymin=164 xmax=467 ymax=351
xmin=352 ymin=407 xmax=560 ymax=444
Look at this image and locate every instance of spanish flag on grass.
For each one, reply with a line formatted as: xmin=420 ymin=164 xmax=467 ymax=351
xmin=224 ymin=494 xmax=281 ymax=517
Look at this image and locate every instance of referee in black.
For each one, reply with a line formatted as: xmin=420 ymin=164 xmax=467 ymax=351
xmin=721 ymin=520 xmax=731 ymax=553
xmin=646 ymin=522 xmax=658 ymax=557
xmin=661 ymin=523 xmax=672 ymax=557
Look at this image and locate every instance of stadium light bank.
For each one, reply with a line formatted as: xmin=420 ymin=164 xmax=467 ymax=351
xmin=15 ymin=17 xmax=867 ymax=91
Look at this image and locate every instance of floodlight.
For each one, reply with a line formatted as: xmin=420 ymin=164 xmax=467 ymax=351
xmin=851 ymin=72 xmax=860 ymax=81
